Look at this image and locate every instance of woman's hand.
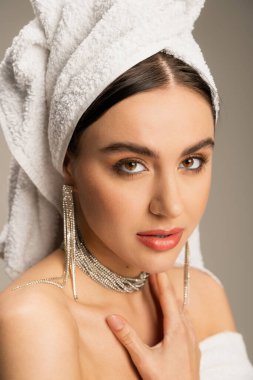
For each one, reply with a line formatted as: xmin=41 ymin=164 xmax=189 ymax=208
xmin=106 ymin=272 xmax=200 ymax=380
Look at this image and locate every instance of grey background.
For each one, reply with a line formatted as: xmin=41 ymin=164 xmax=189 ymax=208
xmin=0 ymin=0 xmax=252 ymax=361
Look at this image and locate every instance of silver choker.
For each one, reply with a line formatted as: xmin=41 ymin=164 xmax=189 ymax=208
xmin=75 ymin=233 xmax=149 ymax=293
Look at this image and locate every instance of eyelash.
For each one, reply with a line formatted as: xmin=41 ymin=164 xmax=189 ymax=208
xmin=113 ymin=158 xmax=147 ymax=177
xmin=112 ymin=154 xmax=209 ymax=177
xmin=179 ymin=154 xmax=209 ymax=174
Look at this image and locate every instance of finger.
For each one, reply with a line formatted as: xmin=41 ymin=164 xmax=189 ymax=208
xmin=156 ymin=272 xmax=181 ymax=333
xmin=149 ymin=273 xmax=160 ymax=298
xmin=181 ymin=308 xmax=198 ymax=344
xmin=106 ymin=314 xmax=147 ymax=365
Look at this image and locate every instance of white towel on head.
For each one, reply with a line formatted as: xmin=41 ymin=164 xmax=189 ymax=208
xmin=0 ymin=0 xmax=218 ymax=279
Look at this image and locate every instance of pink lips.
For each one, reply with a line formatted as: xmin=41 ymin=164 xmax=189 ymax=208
xmin=136 ymin=228 xmax=184 ymax=252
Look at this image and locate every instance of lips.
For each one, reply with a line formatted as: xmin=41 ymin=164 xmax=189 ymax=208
xmin=136 ymin=228 xmax=184 ymax=252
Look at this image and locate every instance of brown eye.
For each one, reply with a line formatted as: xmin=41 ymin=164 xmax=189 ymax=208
xmin=179 ymin=157 xmax=203 ymax=171
xmin=114 ymin=159 xmax=147 ymax=175
xmin=124 ymin=161 xmax=138 ymax=171
xmin=184 ymin=158 xmax=194 ymax=168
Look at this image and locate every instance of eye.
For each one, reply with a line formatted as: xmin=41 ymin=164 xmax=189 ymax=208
xmin=113 ymin=159 xmax=147 ymax=176
xmin=179 ymin=156 xmax=207 ymax=172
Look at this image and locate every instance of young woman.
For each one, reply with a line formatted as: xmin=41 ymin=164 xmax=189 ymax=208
xmin=0 ymin=1 xmax=252 ymax=379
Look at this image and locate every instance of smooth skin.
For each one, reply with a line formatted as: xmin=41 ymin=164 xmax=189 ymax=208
xmin=0 ymin=85 xmax=236 ymax=380
xmin=106 ymin=272 xmax=201 ymax=380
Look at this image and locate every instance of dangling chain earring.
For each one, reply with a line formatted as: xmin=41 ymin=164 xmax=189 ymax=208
xmin=10 ymin=185 xmax=77 ymax=295
xmin=62 ymin=184 xmax=78 ymax=301
xmin=182 ymin=240 xmax=190 ymax=310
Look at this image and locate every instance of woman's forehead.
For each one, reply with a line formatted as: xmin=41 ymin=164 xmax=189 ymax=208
xmin=80 ymin=85 xmax=214 ymax=151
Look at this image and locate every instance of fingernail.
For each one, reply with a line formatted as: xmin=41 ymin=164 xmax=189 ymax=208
xmin=106 ymin=315 xmax=125 ymax=331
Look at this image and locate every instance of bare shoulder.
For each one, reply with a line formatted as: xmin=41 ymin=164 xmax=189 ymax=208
xmin=0 ymin=252 xmax=82 ymax=380
xmin=168 ymin=266 xmax=237 ymax=341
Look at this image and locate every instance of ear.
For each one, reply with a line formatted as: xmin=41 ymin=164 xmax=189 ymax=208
xmin=62 ymin=151 xmax=76 ymax=187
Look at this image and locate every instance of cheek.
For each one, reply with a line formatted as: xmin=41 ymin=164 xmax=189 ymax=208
xmin=183 ymin=170 xmax=212 ymax=224
xmin=75 ymin=168 xmax=146 ymax=232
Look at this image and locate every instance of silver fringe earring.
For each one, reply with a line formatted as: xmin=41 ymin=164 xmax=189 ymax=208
xmin=62 ymin=184 xmax=78 ymax=301
xmin=182 ymin=240 xmax=190 ymax=310
xmin=10 ymin=186 xmax=77 ymax=295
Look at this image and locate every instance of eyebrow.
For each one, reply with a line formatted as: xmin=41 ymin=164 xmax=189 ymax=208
xmin=99 ymin=137 xmax=215 ymax=159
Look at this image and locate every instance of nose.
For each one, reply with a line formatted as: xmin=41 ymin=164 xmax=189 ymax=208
xmin=149 ymin=173 xmax=184 ymax=218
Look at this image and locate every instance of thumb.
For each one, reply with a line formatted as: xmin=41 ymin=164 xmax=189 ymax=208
xmin=106 ymin=314 xmax=147 ymax=365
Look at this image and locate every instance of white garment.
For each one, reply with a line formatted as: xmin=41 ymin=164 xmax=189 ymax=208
xmin=200 ymin=332 xmax=253 ymax=379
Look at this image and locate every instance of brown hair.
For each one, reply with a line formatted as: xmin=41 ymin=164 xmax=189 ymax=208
xmin=68 ymin=51 xmax=215 ymax=154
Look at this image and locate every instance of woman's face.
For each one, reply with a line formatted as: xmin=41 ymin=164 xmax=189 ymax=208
xmin=64 ymin=85 xmax=215 ymax=276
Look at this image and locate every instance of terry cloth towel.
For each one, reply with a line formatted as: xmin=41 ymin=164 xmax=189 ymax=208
xmin=199 ymin=332 xmax=253 ymax=379
xmin=0 ymin=0 xmax=219 ymax=279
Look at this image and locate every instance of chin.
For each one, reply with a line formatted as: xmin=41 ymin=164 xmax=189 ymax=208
xmin=137 ymin=255 xmax=178 ymax=274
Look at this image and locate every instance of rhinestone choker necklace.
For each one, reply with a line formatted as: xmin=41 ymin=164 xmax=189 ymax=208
xmin=75 ymin=233 xmax=149 ymax=293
